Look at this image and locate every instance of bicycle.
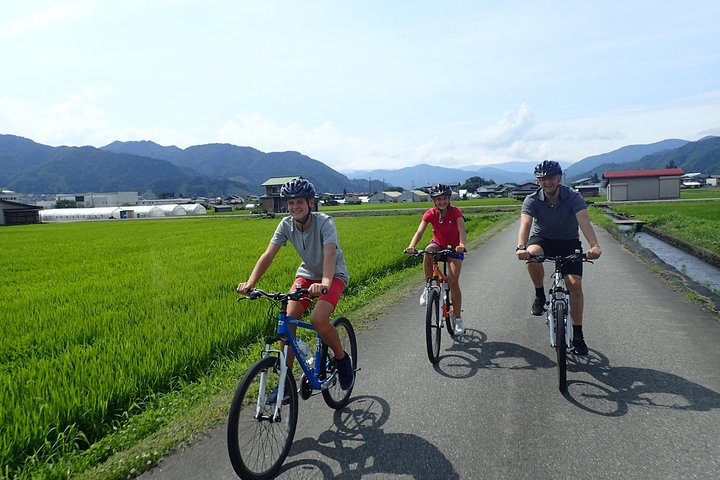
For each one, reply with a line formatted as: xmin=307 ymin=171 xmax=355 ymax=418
xmin=405 ymin=248 xmax=457 ymax=364
xmin=227 ymin=286 xmax=358 ymax=480
xmin=529 ymin=251 xmax=592 ymax=392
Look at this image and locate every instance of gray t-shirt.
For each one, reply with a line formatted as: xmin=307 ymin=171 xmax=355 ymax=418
xmin=270 ymin=212 xmax=350 ymax=284
xmin=522 ymin=184 xmax=587 ymax=240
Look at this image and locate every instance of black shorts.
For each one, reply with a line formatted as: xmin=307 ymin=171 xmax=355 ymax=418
xmin=527 ymin=236 xmax=583 ymax=277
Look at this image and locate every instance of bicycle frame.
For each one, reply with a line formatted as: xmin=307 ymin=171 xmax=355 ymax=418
xmin=429 ymin=254 xmax=453 ymax=321
xmin=243 ymin=288 xmax=339 ymax=419
xmin=270 ymin=313 xmax=335 ymax=391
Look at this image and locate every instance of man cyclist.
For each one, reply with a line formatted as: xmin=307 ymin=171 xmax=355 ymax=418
xmin=515 ymin=161 xmax=602 ymax=355
xmin=236 ymin=177 xmax=355 ymax=397
xmin=406 ymin=184 xmax=467 ymax=334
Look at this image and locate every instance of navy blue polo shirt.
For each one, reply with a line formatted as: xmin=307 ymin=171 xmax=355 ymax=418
xmin=522 ymin=184 xmax=587 ymax=240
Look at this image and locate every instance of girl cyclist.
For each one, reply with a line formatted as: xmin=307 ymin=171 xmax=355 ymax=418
xmin=405 ymin=184 xmax=468 ymax=334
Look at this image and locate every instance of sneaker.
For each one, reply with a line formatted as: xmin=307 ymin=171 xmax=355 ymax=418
xmin=336 ymin=353 xmax=355 ymax=390
xmin=531 ymin=296 xmax=546 ymax=316
xmin=266 ymin=382 xmax=291 ymax=405
xmin=419 ymin=288 xmax=428 ymax=306
xmin=453 ymin=317 xmax=465 ymax=335
xmin=572 ymin=337 xmax=589 ymax=355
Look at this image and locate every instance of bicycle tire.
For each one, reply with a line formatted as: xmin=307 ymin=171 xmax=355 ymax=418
xmin=227 ymin=356 xmax=299 ymax=480
xmin=321 ymin=317 xmax=358 ymax=409
xmin=555 ymin=301 xmax=567 ymax=392
xmin=426 ymin=287 xmax=441 ymax=364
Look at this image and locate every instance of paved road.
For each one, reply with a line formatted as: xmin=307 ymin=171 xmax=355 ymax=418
xmin=139 ymin=221 xmax=720 ymax=480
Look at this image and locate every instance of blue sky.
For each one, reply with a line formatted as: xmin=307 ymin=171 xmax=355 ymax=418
xmin=1 ymin=1 xmax=719 ymax=172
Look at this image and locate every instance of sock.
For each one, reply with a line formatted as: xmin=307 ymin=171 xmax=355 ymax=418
xmin=535 ymin=287 xmax=545 ymax=298
xmin=573 ymin=325 xmax=584 ymax=338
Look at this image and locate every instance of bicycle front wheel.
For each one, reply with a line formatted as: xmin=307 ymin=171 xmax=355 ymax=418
xmin=227 ymin=356 xmax=299 ymax=480
xmin=555 ymin=302 xmax=567 ymax=392
xmin=445 ymin=290 xmax=455 ymax=338
xmin=426 ymin=287 xmax=441 ymax=364
xmin=321 ymin=316 xmax=358 ymax=409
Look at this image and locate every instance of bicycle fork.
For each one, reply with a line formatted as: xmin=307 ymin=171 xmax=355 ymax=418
xmin=256 ymin=342 xmax=288 ymax=423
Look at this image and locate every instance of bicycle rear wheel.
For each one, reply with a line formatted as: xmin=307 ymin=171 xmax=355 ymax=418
xmin=426 ymin=287 xmax=441 ymax=364
xmin=227 ymin=356 xmax=298 ymax=480
xmin=555 ymin=302 xmax=567 ymax=392
xmin=321 ymin=317 xmax=358 ymax=409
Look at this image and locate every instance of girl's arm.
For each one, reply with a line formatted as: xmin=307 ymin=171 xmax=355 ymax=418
xmin=406 ymin=221 xmax=429 ymax=252
xmin=456 ymin=216 xmax=467 ymax=252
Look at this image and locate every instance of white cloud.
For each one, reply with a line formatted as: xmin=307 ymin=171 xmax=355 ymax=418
xmin=478 ymin=103 xmax=536 ymax=148
xmin=0 ymin=93 xmax=107 ymax=146
xmin=0 ymin=1 xmax=88 ymax=36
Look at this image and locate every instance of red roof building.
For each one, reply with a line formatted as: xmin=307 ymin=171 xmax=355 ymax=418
xmin=602 ymin=168 xmax=684 ymax=201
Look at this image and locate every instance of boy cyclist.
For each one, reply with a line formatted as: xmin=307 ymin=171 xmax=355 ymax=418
xmin=405 ymin=184 xmax=468 ymax=334
xmin=236 ymin=178 xmax=354 ymax=397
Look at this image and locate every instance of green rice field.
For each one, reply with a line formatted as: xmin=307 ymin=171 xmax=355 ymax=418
xmin=0 ymin=211 xmax=512 ymax=477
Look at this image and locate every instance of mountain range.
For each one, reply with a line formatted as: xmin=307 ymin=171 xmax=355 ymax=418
xmin=0 ymin=136 xmax=386 ymax=197
xmin=1 ymin=134 xmax=718 ymax=197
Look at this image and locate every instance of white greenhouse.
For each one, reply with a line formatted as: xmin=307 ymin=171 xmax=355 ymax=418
xmin=179 ymin=203 xmax=207 ymax=215
xmin=156 ymin=204 xmax=187 ymax=216
xmin=40 ymin=207 xmax=123 ymax=222
xmin=125 ymin=206 xmax=165 ymax=218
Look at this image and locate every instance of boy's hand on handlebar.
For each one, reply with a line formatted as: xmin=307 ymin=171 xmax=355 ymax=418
xmin=404 ymin=247 xmax=417 ymax=254
xmin=236 ymin=282 xmax=254 ymax=295
xmin=308 ymin=282 xmax=329 ymax=296
xmin=455 ymin=245 xmax=466 ymax=253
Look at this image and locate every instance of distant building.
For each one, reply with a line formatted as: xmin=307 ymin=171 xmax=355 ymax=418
xmin=259 ymin=176 xmax=318 ymax=213
xmin=681 ymin=172 xmax=708 ymax=188
xmin=57 ymin=191 xmax=139 ymax=207
xmin=511 ymin=182 xmax=539 ymax=199
xmin=367 ymin=191 xmax=403 ymax=203
xmin=0 ymin=199 xmax=42 ymax=226
xmin=603 ymin=168 xmax=683 ymax=201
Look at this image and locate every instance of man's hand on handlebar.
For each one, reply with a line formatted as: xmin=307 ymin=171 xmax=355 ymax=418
xmin=587 ymin=244 xmax=602 ymax=260
xmin=516 ymin=248 xmax=532 ymax=261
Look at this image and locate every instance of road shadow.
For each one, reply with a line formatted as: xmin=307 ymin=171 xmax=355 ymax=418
xmin=564 ymin=349 xmax=720 ymax=416
xmin=280 ymin=395 xmax=459 ymax=479
xmin=432 ymin=328 xmax=555 ymax=379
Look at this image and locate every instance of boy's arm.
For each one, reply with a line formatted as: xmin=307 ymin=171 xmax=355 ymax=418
xmin=308 ymin=243 xmax=337 ymax=296
xmin=237 ymin=242 xmax=281 ymax=293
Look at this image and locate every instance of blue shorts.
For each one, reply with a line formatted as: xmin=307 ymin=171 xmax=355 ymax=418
xmin=430 ymin=241 xmax=465 ymax=261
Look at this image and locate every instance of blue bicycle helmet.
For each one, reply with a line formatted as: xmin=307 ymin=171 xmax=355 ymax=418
xmin=430 ymin=184 xmax=453 ymax=198
xmin=280 ymin=178 xmax=316 ymax=198
xmin=534 ymin=160 xmax=562 ymax=178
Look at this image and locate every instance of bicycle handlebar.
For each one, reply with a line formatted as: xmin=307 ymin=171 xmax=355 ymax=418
xmin=528 ymin=252 xmax=593 ymax=264
xmin=238 ymin=286 xmax=325 ymax=303
xmin=404 ymin=248 xmax=458 ymax=257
